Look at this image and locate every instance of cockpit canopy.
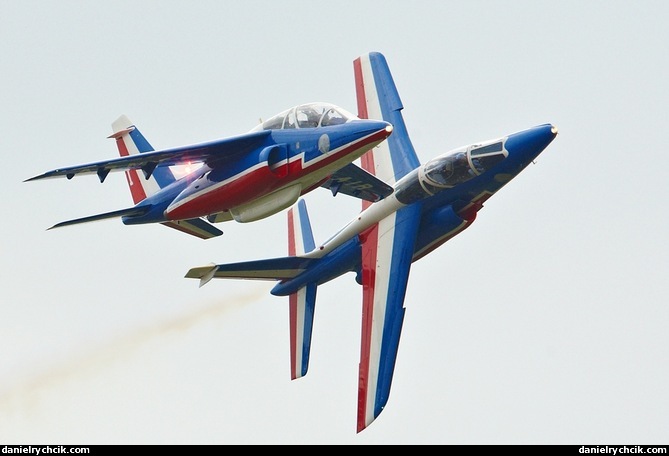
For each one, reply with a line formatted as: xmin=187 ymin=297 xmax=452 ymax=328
xmin=251 ymin=102 xmax=358 ymax=131
xmin=422 ymin=139 xmax=508 ymax=190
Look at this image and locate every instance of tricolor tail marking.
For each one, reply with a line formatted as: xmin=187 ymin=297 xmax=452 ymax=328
xmin=288 ymin=200 xmax=317 ymax=380
xmin=110 ymin=115 xmax=176 ymax=204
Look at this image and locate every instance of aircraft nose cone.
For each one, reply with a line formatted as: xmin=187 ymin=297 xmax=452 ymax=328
xmin=505 ymin=123 xmax=558 ymax=163
xmin=370 ymin=119 xmax=393 ymax=136
xmin=376 ymin=120 xmax=394 ymax=140
xmin=352 ymin=119 xmax=393 ymax=136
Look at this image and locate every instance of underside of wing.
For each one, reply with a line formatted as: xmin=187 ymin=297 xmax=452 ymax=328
xmin=25 ymin=130 xmax=271 ymax=182
xmin=357 ymin=203 xmax=421 ymax=433
xmin=320 ymin=162 xmax=394 ymax=202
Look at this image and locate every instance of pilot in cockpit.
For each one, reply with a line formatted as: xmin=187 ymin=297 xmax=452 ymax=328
xmin=296 ymin=106 xmax=321 ymax=128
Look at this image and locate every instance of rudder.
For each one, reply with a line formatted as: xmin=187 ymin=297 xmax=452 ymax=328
xmin=287 ymin=199 xmax=318 ymax=380
xmin=108 ymin=115 xmax=176 ymax=204
xmin=354 ymin=52 xmax=420 ymax=192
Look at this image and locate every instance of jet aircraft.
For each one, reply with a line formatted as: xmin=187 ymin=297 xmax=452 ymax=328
xmin=186 ymin=52 xmax=558 ymax=431
xmin=26 ymin=102 xmax=394 ymax=239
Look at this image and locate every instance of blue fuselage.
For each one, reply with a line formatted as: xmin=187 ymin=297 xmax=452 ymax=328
xmin=270 ymin=123 xmax=557 ymax=296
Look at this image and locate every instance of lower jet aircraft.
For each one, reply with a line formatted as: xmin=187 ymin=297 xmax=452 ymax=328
xmin=26 ymin=102 xmax=394 ymax=239
xmin=185 ymin=52 xmax=558 ymax=431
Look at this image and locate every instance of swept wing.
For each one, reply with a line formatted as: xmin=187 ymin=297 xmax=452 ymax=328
xmin=320 ymin=162 xmax=394 ymax=202
xmin=354 ymin=52 xmax=423 ymax=432
xmin=25 ymin=130 xmax=271 ymax=182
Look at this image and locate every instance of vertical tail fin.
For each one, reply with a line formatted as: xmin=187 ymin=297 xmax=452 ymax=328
xmin=354 ymin=52 xmax=420 ymax=194
xmin=108 ymin=115 xmax=176 ymax=204
xmin=287 ymin=199 xmax=317 ymax=380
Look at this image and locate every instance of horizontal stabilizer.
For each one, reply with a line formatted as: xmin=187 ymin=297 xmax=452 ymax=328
xmin=185 ymin=256 xmax=317 ymax=284
xmin=321 ymin=163 xmax=393 ymax=202
xmin=185 ymin=263 xmax=219 ymax=287
xmin=161 ymin=218 xmax=223 ymax=240
xmin=48 ymin=207 xmax=148 ymax=230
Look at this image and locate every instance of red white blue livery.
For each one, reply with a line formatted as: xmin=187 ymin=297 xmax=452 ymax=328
xmin=26 ymin=102 xmax=393 ymax=239
xmin=186 ymin=52 xmax=559 ymax=431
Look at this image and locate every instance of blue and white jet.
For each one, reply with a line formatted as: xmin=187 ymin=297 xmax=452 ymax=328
xmin=26 ymin=102 xmax=393 ymax=239
xmin=185 ymin=52 xmax=558 ymax=432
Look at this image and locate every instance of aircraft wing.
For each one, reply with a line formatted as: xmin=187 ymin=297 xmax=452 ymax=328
xmin=357 ymin=204 xmax=421 ymax=433
xmin=25 ymin=129 xmax=271 ymax=182
xmin=354 ymin=52 xmax=423 ymax=432
xmin=47 ymin=206 xmax=149 ymax=229
xmin=320 ymin=162 xmax=394 ymax=202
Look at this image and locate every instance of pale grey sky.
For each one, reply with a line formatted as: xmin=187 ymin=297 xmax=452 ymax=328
xmin=1 ymin=0 xmax=668 ymax=444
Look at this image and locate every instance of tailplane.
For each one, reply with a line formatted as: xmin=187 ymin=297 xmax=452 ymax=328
xmin=184 ymin=198 xmax=320 ymax=378
xmin=108 ymin=115 xmax=177 ymax=204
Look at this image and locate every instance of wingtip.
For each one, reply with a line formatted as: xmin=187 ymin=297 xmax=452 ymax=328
xmin=357 ymin=415 xmax=378 ymax=433
xmin=46 ymin=221 xmax=64 ymax=231
xmin=184 ymin=263 xmax=219 ymax=288
xmin=200 ymin=264 xmax=219 ymax=287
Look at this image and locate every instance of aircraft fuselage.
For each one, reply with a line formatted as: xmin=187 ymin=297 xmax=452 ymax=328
xmin=270 ymin=123 xmax=557 ymax=296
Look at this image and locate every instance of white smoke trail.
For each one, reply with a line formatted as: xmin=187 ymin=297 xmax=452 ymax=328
xmin=0 ymin=286 xmax=272 ymax=411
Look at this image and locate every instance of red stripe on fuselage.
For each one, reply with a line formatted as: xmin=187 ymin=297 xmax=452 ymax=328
xmin=166 ymin=129 xmax=389 ymax=220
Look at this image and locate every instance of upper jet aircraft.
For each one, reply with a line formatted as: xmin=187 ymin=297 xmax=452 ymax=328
xmin=185 ymin=52 xmax=559 ymax=431
xmin=26 ymin=102 xmax=393 ymax=239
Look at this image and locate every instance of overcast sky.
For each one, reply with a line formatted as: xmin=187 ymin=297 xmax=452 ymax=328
xmin=1 ymin=0 xmax=668 ymax=445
